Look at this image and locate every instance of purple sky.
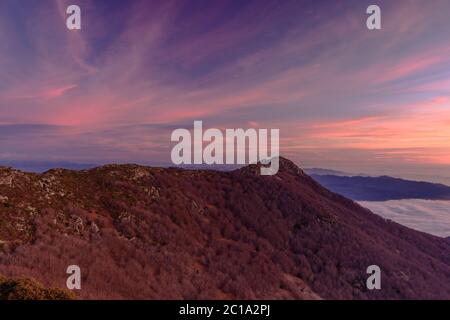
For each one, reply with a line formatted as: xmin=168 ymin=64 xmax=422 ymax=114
xmin=1 ymin=0 xmax=450 ymax=181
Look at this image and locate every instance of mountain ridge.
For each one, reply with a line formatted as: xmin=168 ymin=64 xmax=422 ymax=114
xmin=0 ymin=157 xmax=449 ymax=299
xmin=311 ymin=174 xmax=450 ymax=201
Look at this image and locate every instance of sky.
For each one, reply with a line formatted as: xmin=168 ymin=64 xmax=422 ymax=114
xmin=1 ymin=0 xmax=450 ymax=181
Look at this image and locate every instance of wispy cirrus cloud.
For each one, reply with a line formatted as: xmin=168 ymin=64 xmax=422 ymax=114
xmin=1 ymin=0 xmax=450 ymax=178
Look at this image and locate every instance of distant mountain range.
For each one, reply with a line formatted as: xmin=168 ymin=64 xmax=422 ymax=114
xmin=304 ymin=168 xmax=355 ymax=176
xmin=308 ymin=173 xmax=450 ymax=201
xmin=0 ymin=161 xmax=97 ymax=173
xmin=1 ymin=157 xmax=450 ymax=299
xmin=0 ymin=161 xmax=240 ymax=174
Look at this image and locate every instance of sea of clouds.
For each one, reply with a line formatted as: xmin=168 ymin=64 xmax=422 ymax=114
xmin=359 ymin=199 xmax=450 ymax=238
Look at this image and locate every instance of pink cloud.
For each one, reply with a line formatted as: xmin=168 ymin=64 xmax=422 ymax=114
xmin=43 ymin=84 xmax=78 ymax=99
